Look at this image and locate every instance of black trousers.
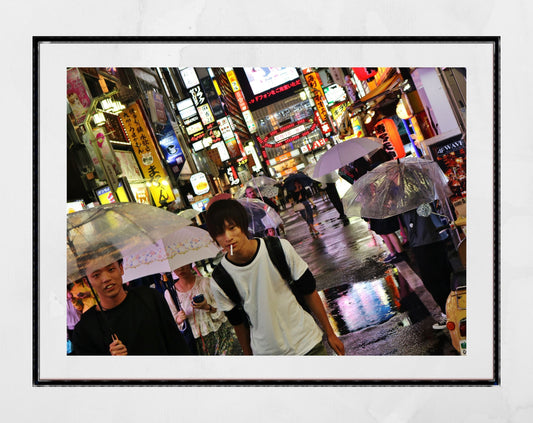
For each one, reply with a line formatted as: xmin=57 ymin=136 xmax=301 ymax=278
xmin=325 ymin=183 xmax=345 ymax=217
xmin=411 ymin=241 xmax=452 ymax=312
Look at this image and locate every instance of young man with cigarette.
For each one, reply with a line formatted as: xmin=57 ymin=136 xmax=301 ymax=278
xmin=205 ymin=199 xmax=345 ymax=356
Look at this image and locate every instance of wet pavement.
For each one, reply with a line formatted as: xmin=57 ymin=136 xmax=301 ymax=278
xmin=280 ymin=194 xmax=458 ymax=356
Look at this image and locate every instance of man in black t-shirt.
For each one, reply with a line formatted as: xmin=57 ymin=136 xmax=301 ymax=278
xmin=71 ymin=244 xmax=190 ymax=355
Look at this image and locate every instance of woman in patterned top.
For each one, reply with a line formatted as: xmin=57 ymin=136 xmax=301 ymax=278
xmin=164 ymin=264 xmax=242 ymax=355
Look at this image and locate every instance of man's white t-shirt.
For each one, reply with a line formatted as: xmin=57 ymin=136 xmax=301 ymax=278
xmin=210 ymin=238 xmax=324 ymax=355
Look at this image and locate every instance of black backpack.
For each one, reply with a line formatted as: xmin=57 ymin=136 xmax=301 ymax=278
xmin=211 ymin=236 xmax=310 ymax=327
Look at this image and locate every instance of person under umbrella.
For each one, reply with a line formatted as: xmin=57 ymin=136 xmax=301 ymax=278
xmin=245 ymin=186 xmax=279 ymax=212
xmin=244 ymin=187 xmax=285 ymax=235
xmin=70 ymin=242 xmax=191 ymax=355
xmin=291 ymin=180 xmax=319 ymax=238
xmin=284 ymin=172 xmax=318 ymax=210
xmin=163 ymin=263 xmax=242 ymax=355
xmin=348 ymin=151 xmax=406 ymax=263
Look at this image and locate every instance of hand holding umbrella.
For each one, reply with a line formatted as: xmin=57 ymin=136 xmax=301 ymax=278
xmin=109 ymin=334 xmax=128 ymax=356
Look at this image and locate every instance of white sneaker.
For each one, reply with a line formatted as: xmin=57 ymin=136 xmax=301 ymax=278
xmin=432 ymin=313 xmax=447 ymax=330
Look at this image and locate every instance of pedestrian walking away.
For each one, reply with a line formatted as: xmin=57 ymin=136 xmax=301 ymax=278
xmin=400 ymin=206 xmax=453 ymax=330
xmin=205 ymin=199 xmax=345 ymax=356
xmin=70 ymin=242 xmax=191 ymax=355
xmin=291 ymin=180 xmax=319 ymax=237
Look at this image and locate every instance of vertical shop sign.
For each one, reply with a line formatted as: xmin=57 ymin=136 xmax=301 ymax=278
xmin=197 ymin=69 xmax=226 ymax=121
xmin=147 ymin=91 xmax=168 ymax=125
xmin=304 ymin=71 xmax=330 ymax=124
xmin=158 ymin=119 xmax=186 ymax=178
xmin=189 ymin=84 xmax=215 ymax=126
xmin=225 ymin=68 xmax=257 ymax=133
xmin=92 ymin=127 xmax=122 ymax=190
xmin=119 ymin=102 xmax=175 ymax=207
xmin=374 ymin=118 xmax=406 ymax=159
xmin=344 ymin=75 xmax=359 ymax=102
xmin=217 ymin=117 xmax=234 ymax=141
xmin=67 ymin=68 xmax=92 ymax=125
xmin=313 ymin=110 xmax=332 ymax=137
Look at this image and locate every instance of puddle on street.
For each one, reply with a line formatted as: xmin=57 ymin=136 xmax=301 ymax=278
xmin=319 ymin=270 xmax=402 ymax=336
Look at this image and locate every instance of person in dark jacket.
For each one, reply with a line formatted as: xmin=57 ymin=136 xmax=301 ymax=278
xmin=400 ymin=206 xmax=452 ymax=330
xmin=71 ymin=243 xmax=190 ymax=355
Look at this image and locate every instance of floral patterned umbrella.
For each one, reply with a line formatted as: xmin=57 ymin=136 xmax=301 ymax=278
xmin=122 ymin=225 xmax=221 ymax=282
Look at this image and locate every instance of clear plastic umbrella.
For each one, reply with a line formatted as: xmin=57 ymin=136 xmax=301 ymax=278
xmin=344 ymin=157 xmax=452 ymax=219
xmin=237 ymin=198 xmax=284 ymax=237
xmin=313 ymin=137 xmax=383 ymax=178
xmin=234 ymin=176 xmax=280 ymax=199
xmin=177 ymin=208 xmax=201 ymax=220
xmin=122 ymin=225 xmax=220 ymax=282
xmin=67 ymin=202 xmax=192 ymax=282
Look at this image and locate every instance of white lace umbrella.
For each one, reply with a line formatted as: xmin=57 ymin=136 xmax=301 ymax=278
xmin=313 ymin=137 xmax=383 ymax=178
xmin=122 ymin=225 xmax=221 ymax=282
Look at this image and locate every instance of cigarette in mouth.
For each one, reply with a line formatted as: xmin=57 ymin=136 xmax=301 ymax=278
xmin=230 ymin=245 xmax=233 ymax=255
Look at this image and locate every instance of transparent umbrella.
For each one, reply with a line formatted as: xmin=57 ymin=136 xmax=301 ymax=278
xmin=67 ymin=202 xmax=192 ymax=282
xmin=122 ymin=225 xmax=220 ymax=282
xmin=234 ymin=176 xmax=280 ymax=199
xmin=177 ymin=208 xmax=201 ymax=220
xmin=345 ymin=157 xmax=452 ymax=219
xmin=237 ymin=198 xmax=284 ymax=237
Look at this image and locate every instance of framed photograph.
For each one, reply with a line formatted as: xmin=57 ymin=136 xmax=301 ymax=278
xmin=35 ymin=37 xmax=498 ymax=386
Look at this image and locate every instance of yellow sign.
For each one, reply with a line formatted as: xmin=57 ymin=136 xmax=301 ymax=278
xmin=226 ymin=69 xmax=241 ymax=93
xmin=120 ymin=102 xmax=175 ymax=207
xmin=304 ymin=72 xmax=329 ymax=123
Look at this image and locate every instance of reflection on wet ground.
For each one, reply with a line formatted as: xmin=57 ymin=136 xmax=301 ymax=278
xmin=320 ymin=270 xmax=401 ymax=336
xmin=319 ymin=268 xmax=434 ymax=337
xmin=281 ymin=197 xmax=457 ymax=355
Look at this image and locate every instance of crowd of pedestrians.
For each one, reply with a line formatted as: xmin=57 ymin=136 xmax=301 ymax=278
xmin=68 ymin=161 xmax=457 ymax=356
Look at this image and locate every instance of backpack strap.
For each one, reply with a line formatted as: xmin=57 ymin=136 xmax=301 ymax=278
xmin=263 ymin=236 xmax=293 ymax=285
xmin=212 ymin=265 xmax=242 ymax=306
xmin=263 ymin=236 xmax=310 ymax=313
xmin=212 ymin=264 xmax=251 ymax=327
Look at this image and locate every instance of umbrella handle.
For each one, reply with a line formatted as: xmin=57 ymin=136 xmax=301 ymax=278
xmin=85 ymin=279 xmax=115 ymax=342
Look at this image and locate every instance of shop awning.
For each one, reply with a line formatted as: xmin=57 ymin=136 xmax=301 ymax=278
xmin=344 ymin=73 xmax=403 ymax=114
xmin=359 ymin=73 xmax=402 ymax=103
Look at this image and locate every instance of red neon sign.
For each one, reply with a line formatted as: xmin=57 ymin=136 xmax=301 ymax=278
xmin=257 ymin=116 xmax=323 ymax=148
xmin=247 ymin=79 xmax=302 ymax=105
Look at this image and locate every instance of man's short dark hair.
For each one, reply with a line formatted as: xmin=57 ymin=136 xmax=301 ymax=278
xmin=76 ymin=241 xmax=123 ymax=276
xmin=206 ymin=199 xmax=250 ymax=240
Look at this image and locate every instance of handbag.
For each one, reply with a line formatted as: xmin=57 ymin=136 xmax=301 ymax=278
xmin=293 ymin=203 xmax=305 ymax=211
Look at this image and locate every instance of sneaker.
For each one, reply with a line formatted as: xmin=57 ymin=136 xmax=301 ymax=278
xmin=390 ymin=252 xmax=407 ymax=263
xmin=382 ymin=254 xmax=396 ymax=263
xmin=432 ymin=313 xmax=447 ymax=330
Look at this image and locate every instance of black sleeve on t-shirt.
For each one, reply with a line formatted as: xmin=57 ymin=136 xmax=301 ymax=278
xmin=291 ymin=268 xmax=316 ymax=295
xmin=224 ymin=306 xmax=249 ymax=326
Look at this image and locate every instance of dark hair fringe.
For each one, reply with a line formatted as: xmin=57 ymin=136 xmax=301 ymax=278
xmin=205 ymin=199 xmax=250 ymax=240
